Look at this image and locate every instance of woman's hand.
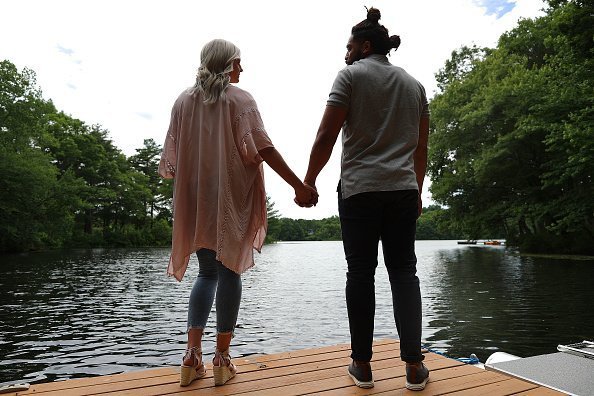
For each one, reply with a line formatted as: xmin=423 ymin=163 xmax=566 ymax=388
xmin=294 ymin=183 xmax=318 ymax=207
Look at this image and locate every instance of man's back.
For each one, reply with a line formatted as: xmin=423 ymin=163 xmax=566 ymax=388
xmin=327 ymin=54 xmax=429 ymax=199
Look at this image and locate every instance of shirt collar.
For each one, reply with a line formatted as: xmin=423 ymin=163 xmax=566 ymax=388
xmin=366 ymin=54 xmax=389 ymax=63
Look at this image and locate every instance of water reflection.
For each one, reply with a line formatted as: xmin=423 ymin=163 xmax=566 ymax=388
xmin=1 ymin=242 xmax=592 ymax=385
xmin=419 ymin=242 xmax=594 ymax=361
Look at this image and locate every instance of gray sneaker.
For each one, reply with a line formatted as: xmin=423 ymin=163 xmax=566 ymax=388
xmin=347 ymin=360 xmax=374 ymax=388
xmin=406 ymin=362 xmax=429 ymax=391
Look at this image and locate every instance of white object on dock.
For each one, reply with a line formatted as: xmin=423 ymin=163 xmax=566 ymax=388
xmin=0 ymin=383 xmax=30 ymax=394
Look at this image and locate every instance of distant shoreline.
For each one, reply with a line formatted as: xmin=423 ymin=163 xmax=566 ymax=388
xmin=516 ymin=252 xmax=594 ymax=261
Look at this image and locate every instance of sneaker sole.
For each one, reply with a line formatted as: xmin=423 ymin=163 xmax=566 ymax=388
xmin=406 ymin=377 xmax=429 ymax=391
xmin=347 ymin=369 xmax=374 ymax=389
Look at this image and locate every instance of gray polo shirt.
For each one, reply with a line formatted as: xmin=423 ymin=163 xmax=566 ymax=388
xmin=327 ymin=54 xmax=429 ymax=199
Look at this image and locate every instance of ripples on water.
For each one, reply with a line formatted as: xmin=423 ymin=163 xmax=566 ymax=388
xmin=1 ymin=241 xmax=592 ymax=385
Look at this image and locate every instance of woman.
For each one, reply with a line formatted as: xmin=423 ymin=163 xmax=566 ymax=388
xmin=159 ymin=39 xmax=317 ymax=387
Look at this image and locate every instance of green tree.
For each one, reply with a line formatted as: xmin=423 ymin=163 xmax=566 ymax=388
xmin=265 ymin=196 xmax=281 ymax=243
xmin=0 ymin=59 xmax=175 ymax=251
xmin=416 ymin=206 xmax=461 ymax=240
xmin=428 ymin=0 xmax=594 ymax=254
xmin=129 ymin=138 xmax=163 ymax=227
xmin=0 ymin=60 xmax=81 ymax=251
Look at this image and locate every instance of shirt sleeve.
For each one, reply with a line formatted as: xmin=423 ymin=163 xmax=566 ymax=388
xmin=158 ymin=101 xmax=179 ymax=178
xmin=327 ymin=68 xmax=351 ymax=108
xmin=234 ymin=103 xmax=274 ymax=166
xmin=419 ymin=82 xmax=430 ymax=119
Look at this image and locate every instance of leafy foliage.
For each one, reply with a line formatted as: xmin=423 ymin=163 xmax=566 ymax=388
xmin=428 ymin=1 xmax=594 ymax=254
xmin=0 ymin=60 xmax=171 ymax=252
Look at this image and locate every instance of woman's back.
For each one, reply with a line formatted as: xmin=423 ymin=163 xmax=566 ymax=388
xmin=159 ymin=85 xmax=273 ymax=280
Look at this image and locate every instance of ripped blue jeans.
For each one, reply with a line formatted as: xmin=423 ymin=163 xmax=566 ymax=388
xmin=187 ymin=249 xmax=242 ymax=335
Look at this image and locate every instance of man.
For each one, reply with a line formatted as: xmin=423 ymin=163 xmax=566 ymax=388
xmin=301 ymin=7 xmax=430 ymax=391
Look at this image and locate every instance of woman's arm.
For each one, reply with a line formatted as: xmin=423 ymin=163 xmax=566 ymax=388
xmin=259 ymin=147 xmax=318 ymax=206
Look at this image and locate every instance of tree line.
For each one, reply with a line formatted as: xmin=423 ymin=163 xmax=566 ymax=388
xmin=265 ymin=200 xmax=458 ymax=243
xmin=0 ymin=60 xmax=173 ymax=251
xmin=428 ymin=0 xmax=593 ymax=254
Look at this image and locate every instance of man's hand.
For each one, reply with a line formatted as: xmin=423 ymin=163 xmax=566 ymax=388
xmin=294 ymin=183 xmax=319 ymax=207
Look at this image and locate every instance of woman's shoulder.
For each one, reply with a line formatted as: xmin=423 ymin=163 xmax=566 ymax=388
xmin=226 ymin=85 xmax=256 ymax=106
xmin=171 ymin=87 xmax=195 ymax=106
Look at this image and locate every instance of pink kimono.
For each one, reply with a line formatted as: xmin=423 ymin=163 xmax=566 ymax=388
xmin=158 ymin=85 xmax=274 ymax=281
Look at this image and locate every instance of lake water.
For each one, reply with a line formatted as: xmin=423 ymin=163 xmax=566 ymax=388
xmin=1 ymin=241 xmax=593 ymax=385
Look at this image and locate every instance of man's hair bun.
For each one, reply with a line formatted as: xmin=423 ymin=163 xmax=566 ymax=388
xmin=389 ymin=35 xmax=401 ymax=50
xmin=352 ymin=7 xmax=400 ymax=56
xmin=366 ymin=7 xmax=381 ymax=24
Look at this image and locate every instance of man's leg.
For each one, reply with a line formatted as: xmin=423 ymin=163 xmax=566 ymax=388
xmin=380 ymin=190 xmax=424 ymax=363
xmin=338 ymin=191 xmax=382 ymax=362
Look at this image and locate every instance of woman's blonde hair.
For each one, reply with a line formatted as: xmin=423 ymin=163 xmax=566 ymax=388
xmin=193 ymin=39 xmax=241 ymax=104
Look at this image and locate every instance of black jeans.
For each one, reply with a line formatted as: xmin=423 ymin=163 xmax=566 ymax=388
xmin=338 ymin=188 xmax=424 ymax=363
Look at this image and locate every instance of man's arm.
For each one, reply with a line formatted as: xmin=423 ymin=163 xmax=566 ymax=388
xmin=304 ymin=105 xmax=348 ymax=188
xmin=414 ymin=116 xmax=430 ymax=216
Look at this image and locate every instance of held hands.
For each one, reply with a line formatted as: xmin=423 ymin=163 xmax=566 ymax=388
xmin=294 ymin=182 xmax=318 ymax=208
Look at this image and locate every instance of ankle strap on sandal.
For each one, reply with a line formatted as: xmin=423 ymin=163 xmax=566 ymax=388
xmin=187 ymin=346 xmax=202 ymax=354
xmin=215 ymin=349 xmax=230 ymax=356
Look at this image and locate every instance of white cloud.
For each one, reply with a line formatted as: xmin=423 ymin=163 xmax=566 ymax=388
xmin=56 ymin=44 xmax=75 ymax=56
xmin=0 ymin=0 xmax=547 ymax=219
xmin=474 ymin=0 xmax=517 ymax=18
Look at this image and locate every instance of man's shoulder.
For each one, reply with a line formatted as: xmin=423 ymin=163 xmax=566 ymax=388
xmin=389 ymin=66 xmax=425 ymax=89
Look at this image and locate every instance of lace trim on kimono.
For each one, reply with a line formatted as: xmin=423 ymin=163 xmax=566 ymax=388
xmin=240 ymin=127 xmax=266 ymax=142
xmin=233 ymin=107 xmax=259 ymax=128
xmin=165 ymin=158 xmax=176 ymax=176
xmin=166 ymin=129 xmax=177 ymax=144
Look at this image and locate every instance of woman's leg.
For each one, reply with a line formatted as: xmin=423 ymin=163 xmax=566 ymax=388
xmin=184 ymin=249 xmax=219 ymax=365
xmin=214 ymin=261 xmax=242 ymax=354
xmin=211 ymin=261 xmax=242 ymax=385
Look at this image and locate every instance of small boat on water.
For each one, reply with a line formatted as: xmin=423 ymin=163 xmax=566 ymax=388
xmin=457 ymin=240 xmax=477 ymax=245
xmin=483 ymin=240 xmax=503 ymax=245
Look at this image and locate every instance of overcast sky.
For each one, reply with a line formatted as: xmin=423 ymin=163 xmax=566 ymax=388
xmin=1 ymin=0 xmax=547 ymax=219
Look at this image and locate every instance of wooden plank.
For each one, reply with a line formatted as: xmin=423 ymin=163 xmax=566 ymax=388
xmin=0 ymin=368 xmax=177 ymax=396
xmin=18 ymin=342 xmax=404 ymax=396
xmin=446 ymin=378 xmax=539 ymax=395
xmin=14 ymin=340 xmax=397 ymax=395
xmin=103 ymin=345 xmax=415 ymax=396
xmin=3 ymin=340 xmax=559 ymax=396
xmin=515 ymin=387 xmax=566 ymax=395
xmin=347 ymin=370 xmax=508 ymax=396
xmin=164 ymin=358 xmax=406 ymax=396
xmin=419 ymin=371 xmax=512 ymax=395
xmin=219 ymin=354 xmax=463 ymax=396
xmin=170 ymin=353 xmax=456 ymax=396
xmin=316 ymin=361 xmax=477 ymax=396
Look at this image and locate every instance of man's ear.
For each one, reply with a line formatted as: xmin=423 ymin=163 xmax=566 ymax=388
xmin=362 ymin=40 xmax=372 ymax=56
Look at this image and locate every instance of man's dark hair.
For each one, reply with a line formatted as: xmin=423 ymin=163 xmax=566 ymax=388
xmin=351 ymin=7 xmax=400 ymax=56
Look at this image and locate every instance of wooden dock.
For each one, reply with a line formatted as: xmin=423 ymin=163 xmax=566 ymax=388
xmin=5 ymin=339 xmax=563 ymax=395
